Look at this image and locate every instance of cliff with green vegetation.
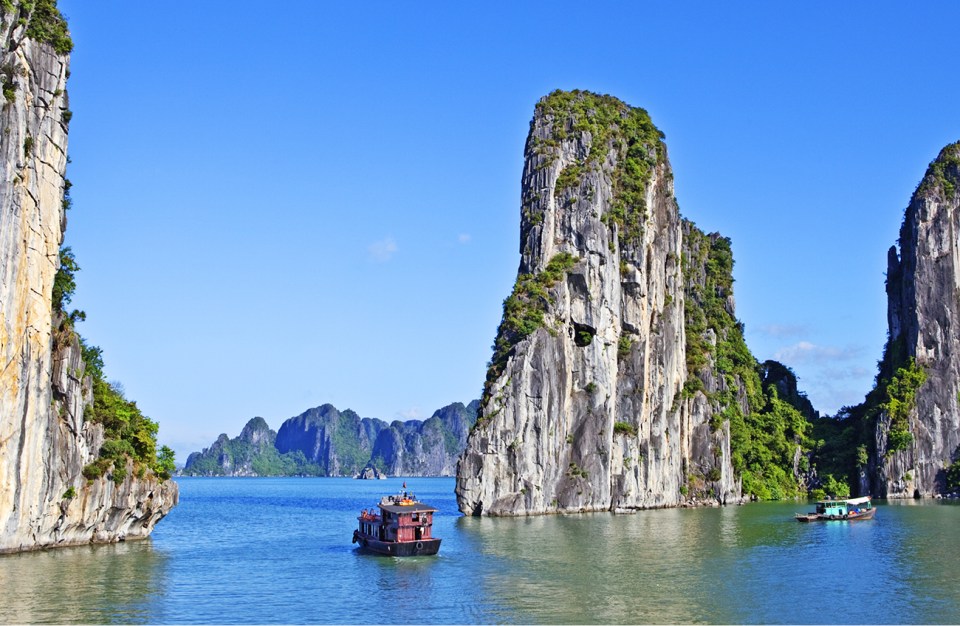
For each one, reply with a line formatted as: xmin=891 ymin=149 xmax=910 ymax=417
xmin=681 ymin=224 xmax=813 ymax=502
xmin=182 ymin=401 xmax=478 ymax=477
xmin=182 ymin=417 xmax=322 ymax=476
xmin=0 ymin=0 xmax=176 ymax=553
xmin=810 ymin=142 xmax=960 ymax=498
xmin=456 ymin=90 xmax=813 ymax=516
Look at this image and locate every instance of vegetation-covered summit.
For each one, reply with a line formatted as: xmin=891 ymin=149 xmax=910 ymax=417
xmin=1 ymin=0 xmax=73 ymax=54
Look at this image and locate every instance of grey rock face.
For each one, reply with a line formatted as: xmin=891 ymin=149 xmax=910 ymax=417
xmin=877 ymin=142 xmax=960 ymax=496
xmin=456 ymin=91 xmax=740 ymax=516
xmin=276 ymin=404 xmax=384 ymax=476
xmin=0 ymin=5 xmax=176 ymax=553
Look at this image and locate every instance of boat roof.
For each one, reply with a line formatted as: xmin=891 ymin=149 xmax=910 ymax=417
xmin=817 ymin=496 xmax=871 ymax=505
xmin=379 ymin=502 xmax=437 ymax=514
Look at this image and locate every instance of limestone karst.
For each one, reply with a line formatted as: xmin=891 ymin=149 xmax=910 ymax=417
xmin=0 ymin=0 xmax=177 ymax=553
xmin=456 ymin=91 xmax=786 ymax=516
xmin=870 ymin=142 xmax=960 ymax=497
xmin=183 ymin=402 xmax=478 ymax=477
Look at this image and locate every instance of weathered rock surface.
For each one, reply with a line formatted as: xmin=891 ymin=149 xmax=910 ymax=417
xmin=0 ymin=2 xmax=176 ymax=553
xmin=184 ymin=401 xmax=478 ymax=477
xmin=456 ymin=91 xmax=743 ymax=516
xmin=371 ymin=401 xmax=477 ymax=476
xmin=356 ymin=464 xmax=386 ymax=479
xmin=876 ymin=142 xmax=960 ymax=496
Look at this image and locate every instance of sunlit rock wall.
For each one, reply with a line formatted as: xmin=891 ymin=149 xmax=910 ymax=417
xmin=456 ymin=91 xmax=739 ymax=516
xmin=0 ymin=2 xmax=176 ymax=553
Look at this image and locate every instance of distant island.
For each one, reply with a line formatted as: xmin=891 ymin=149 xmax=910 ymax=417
xmin=181 ymin=401 xmax=478 ymax=477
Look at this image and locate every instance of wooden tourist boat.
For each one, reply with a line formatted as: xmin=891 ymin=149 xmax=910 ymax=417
xmin=795 ymin=496 xmax=876 ymax=522
xmin=352 ymin=488 xmax=441 ymax=556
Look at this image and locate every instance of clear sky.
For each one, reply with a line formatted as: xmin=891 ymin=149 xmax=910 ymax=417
xmin=56 ymin=1 xmax=960 ymax=462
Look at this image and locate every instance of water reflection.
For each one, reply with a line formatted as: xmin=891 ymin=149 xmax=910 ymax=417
xmin=0 ymin=540 xmax=167 ymax=624
xmin=455 ymin=501 xmax=960 ymax=624
xmin=457 ymin=509 xmax=733 ymax=623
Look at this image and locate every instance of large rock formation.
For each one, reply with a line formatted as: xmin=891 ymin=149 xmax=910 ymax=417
xmin=875 ymin=142 xmax=960 ymax=496
xmin=0 ymin=1 xmax=176 ymax=553
xmin=456 ymin=91 xmax=747 ymax=516
xmin=370 ymin=401 xmax=477 ymax=476
xmin=183 ymin=401 xmax=478 ymax=477
xmin=182 ymin=417 xmax=284 ymax=477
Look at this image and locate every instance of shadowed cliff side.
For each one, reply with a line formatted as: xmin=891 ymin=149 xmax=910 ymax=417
xmin=0 ymin=1 xmax=177 ymax=553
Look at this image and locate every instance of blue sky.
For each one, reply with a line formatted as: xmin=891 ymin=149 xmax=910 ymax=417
xmin=57 ymin=1 xmax=960 ymax=461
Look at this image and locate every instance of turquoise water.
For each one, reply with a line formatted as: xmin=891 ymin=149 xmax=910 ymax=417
xmin=0 ymin=477 xmax=958 ymax=624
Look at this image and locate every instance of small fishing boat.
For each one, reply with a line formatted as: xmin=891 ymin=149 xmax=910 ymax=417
xmin=352 ymin=487 xmax=441 ymax=556
xmin=795 ymin=496 xmax=876 ymax=522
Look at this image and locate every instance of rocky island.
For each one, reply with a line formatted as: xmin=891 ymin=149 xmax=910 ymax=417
xmin=0 ymin=0 xmax=177 ymax=553
xmin=456 ymin=91 xmax=813 ymax=516
xmin=182 ymin=401 xmax=478 ymax=477
xmin=456 ymin=90 xmax=960 ymax=515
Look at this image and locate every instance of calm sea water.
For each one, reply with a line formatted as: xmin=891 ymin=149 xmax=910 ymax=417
xmin=0 ymin=477 xmax=958 ymax=624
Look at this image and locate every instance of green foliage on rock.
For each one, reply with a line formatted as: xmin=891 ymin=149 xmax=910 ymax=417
xmin=554 ymin=162 xmax=584 ymax=198
xmin=483 ymin=252 xmax=579 ymax=404
xmin=682 ymin=221 xmax=812 ymax=500
xmin=535 ymin=90 xmax=666 ymax=251
xmin=881 ymin=358 xmax=926 ymax=453
xmin=83 ymin=376 xmax=173 ymax=483
xmin=809 ymin=473 xmax=851 ymax=501
xmin=731 ymin=389 xmax=811 ymax=500
xmin=917 ymin=141 xmax=960 ymax=200
xmin=183 ymin=432 xmax=324 ymax=477
xmin=946 ymin=448 xmax=960 ymax=492
xmin=52 ymin=246 xmax=79 ymax=314
xmin=24 ymin=0 xmax=73 ymax=54
xmin=55 ymin=241 xmax=173 ymax=483
xmin=806 ymin=331 xmax=927 ymax=495
xmin=1 ymin=75 xmax=15 ymax=103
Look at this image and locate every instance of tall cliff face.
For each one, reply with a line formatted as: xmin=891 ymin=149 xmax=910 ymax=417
xmin=0 ymin=2 xmax=176 ymax=553
xmin=877 ymin=142 xmax=960 ymax=496
xmin=456 ymin=91 xmax=743 ymax=516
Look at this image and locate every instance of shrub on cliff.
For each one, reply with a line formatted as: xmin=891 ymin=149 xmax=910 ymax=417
xmin=24 ymin=0 xmax=73 ymax=54
xmin=53 ymin=245 xmax=174 ymax=483
xmin=946 ymin=448 xmax=960 ymax=493
xmin=683 ymin=224 xmax=812 ymax=500
xmin=482 ymin=252 xmax=579 ymax=405
xmin=84 ymin=376 xmax=173 ymax=483
xmin=882 ymin=358 xmax=926 ymax=454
